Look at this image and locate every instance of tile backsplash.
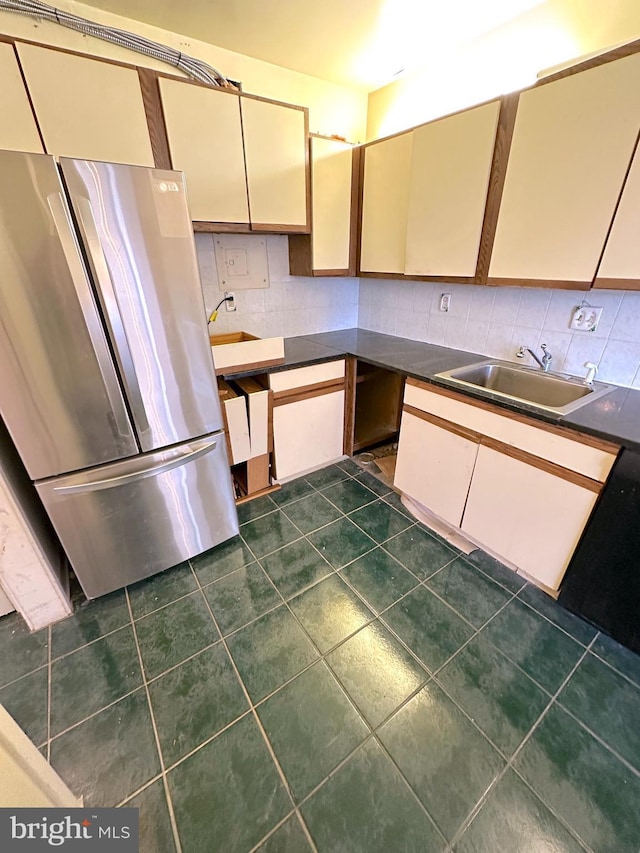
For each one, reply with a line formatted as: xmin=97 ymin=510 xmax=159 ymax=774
xmin=358 ymin=279 xmax=640 ymax=389
xmin=196 ymin=233 xmax=640 ymax=390
xmin=196 ymin=234 xmax=359 ymax=338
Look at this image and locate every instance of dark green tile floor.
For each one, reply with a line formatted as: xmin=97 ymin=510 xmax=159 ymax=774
xmin=2 ymin=461 xmax=640 ymax=852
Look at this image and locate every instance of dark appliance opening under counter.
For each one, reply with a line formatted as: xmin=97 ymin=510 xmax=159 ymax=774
xmin=0 ymin=151 xmax=238 ymax=598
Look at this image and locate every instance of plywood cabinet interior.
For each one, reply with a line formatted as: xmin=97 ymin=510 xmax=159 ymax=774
xmin=595 ymin=140 xmax=640 ymax=289
xmin=404 ymin=100 xmax=501 ymax=277
xmin=461 ymin=444 xmax=599 ymax=590
xmin=17 ymin=43 xmax=154 ymax=167
xmin=394 ymin=410 xmax=479 ymax=527
xmin=158 ymin=78 xmax=249 ymax=224
xmin=360 ymin=131 xmax=413 ymax=274
xmin=289 ymin=136 xmax=354 ymax=275
xmin=241 ymin=97 xmax=308 ymax=230
xmin=0 ymin=43 xmax=43 ymax=154
xmin=488 ymin=51 xmax=640 ymax=284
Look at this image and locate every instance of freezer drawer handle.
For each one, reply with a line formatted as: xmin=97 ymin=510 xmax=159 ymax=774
xmin=53 ymin=438 xmax=218 ymax=495
xmin=47 ymin=193 xmax=133 ymax=441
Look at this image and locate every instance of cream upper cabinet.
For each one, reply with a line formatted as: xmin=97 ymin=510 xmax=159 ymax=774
xmin=0 ymin=43 xmax=43 ymax=153
xmin=241 ymin=98 xmax=308 ymax=229
xmin=596 ymin=142 xmax=640 ymax=288
xmin=489 ymin=52 xmax=640 ymax=284
xmin=158 ymin=78 xmax=249 ymax=223
xmin=310 ymin=136 xmax=353 ymax=271
xmin=16 ymin=43 xmax=154 ymax=166
xmin=404 ymin=101 xmax=500 ymax=277
xmin=360 ymin=132 xmax=413 ymax=274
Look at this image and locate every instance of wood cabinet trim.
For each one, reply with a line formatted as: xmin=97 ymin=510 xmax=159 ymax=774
xmin=272 ymin=378 xmax=346 ymax=406
xmin=138 ymin=67 xmax=172 ymax=170
xmin=349 ymin=145 xmax=363 ymax=276
xmin=250 ymin=223 xmax=311 ymax=234
xmin=595 ymin=275 xmax=640 ymax=293
xmin=343 ymin=356 xmax=357 ymax=455
xmin=358 ymin=271 xmax=476 ymax=284
xmin=216 ymin=357 xmax=285 ymax=377
xmin=487 ymin=277 xmax=591 ymax=290
xmin=406 ymin=377 xmax=620 ymax=454
xmin=193 ymin=221 xmax=252 ymax=233
xmin=403 ymin=404 xmax=482 ymax=443
xmin=474 ymin=93 xmax=519 ymax=285
xmin=480 ymin=436 xmax=602 ymax=493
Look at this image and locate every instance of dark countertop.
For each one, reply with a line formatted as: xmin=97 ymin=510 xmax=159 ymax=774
xmin=223 ymin=328 xmax=640 ymax=453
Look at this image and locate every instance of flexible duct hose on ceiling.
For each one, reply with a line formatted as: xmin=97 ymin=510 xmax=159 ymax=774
xmin=0 ymin=0 xmax=235 ymax=88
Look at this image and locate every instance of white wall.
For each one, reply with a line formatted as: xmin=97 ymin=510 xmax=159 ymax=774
xmin=196 ymin=235 xmax=359 ymax=339
xmin=358 ymin=279 xmax=640 ymax=388
xmin=0 ymin=1 xmax=367 ymax=142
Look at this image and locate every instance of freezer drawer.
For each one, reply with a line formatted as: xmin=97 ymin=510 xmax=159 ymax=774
xmin=36 ymin=435 xmax=238 ymax=598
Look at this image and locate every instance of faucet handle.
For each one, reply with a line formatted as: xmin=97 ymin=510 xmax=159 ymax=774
xmin=584 ymin=362 xmax=598 ymax=385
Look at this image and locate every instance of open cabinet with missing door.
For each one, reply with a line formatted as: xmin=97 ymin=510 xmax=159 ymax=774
xmin=346 ymin=359 xmax=405 ymax=454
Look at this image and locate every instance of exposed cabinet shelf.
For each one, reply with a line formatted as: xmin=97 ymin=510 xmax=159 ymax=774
xmin=348 ymin=362 xmax=404 ymax=454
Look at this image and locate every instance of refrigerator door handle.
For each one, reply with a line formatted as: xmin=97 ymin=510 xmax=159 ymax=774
xmin=47 ymin=193 xmax=134 ymax=442
xmin=52 ymin=437 xmax=219 ymax=495
xmin=72 ymin=195 xmax=151 ymax=441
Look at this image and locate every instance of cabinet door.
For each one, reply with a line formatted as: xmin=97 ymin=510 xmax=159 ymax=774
xmin=16 ymin=43 xmax=154 ymax=166
xmin=0 ymin=43 xmax=43 ymax=153
xmin=405 ymin=101 xmax=500 ymax=277
xmin=273 ymin=391 xmax=344 ymax=481
xmin=360 ymin=132 xmax=413 ymax=273
xmin=462 ymin=444 xmax=599 ymax=590
xmin=489 ymin=52 xmax=640 ymax=284
xmin=311 ymin=136 xmax=353 ymax=271
xmin=158 ymin=79 xmax=249 ymax=223
xmin=595 ymin=142 xmax=640 ymax=289
xmin=241 ymin=97 xmax=308 ymax=229
xmin=394 ymin=410 xmax=479 ymax=527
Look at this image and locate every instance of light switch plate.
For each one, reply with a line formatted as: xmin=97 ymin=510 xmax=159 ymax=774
xmin=214 ymin=235 xmax=269 ymax=290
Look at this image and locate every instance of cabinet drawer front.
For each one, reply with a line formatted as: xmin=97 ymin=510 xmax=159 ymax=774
xmin=462 ymin=444 xmax=598 ymax=590
xmin=404 ymin=382 xmax=617 ymax=482
xmin=395 ymin=411 xmax=479 ymax=527
xmin=269 ymin=360 xmax=345 ymax=393
xmin=273 ymin=390 xmax=345 ymax=481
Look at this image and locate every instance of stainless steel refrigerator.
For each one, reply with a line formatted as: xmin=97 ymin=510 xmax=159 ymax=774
xmin=0 ymin=151 xmax=238 ymax=598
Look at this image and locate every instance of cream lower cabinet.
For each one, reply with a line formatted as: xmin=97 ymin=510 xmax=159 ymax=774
xmin=394 ymin=379 xmax=618 ymax=590
xmin=394 ymin=409 xmax=478 ymax=527
xmin=270 ymin=361 xmax=345 ymax=480
xmin=461 ymin=443 xmax=600 ymax=591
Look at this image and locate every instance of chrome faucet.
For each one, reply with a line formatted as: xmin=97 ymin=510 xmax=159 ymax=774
xmin=516 ymin=343 xmax=553 ymax=372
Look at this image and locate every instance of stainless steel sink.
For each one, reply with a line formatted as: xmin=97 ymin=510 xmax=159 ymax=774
xmin=435 ymin=360 xmax=615 ymax=414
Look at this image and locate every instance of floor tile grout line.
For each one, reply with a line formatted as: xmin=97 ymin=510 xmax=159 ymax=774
xmin=46 ymin=625 xmax=52 ymax=763
xmin=0 ymin=661 xmax=50 ymax=692
xmin=587 ymin=642 xmax=640 ymax=691
xmin=144 ymin=638 xmax=223 ymax=686
xmin=553 ymin=699 xmax=640 ymax=780
xmin=237 ymin=518 xmax=451 ymax=845
xmin=445 ymin=636 xmax=599 ymax=852
xmin=124 ymin=588 xmax=183 ymax=853
xmin=188 ymin=562 xmax=319 ymax=853
xmin=48 ymin=683 xmax=146 ymax=743
xmin=513 ymin=586 xmax=598 ymax=649
xmin=117 ymin=770 xmax=164 ymax=808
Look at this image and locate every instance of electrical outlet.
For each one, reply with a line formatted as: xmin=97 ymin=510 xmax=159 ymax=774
xmin=439 ymin=293 xmax=451 ymax=313
xmin=225 ymin=291 xmax=236 ymax=312
xmin=570 ymin=305 xmax=602 ymax=332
